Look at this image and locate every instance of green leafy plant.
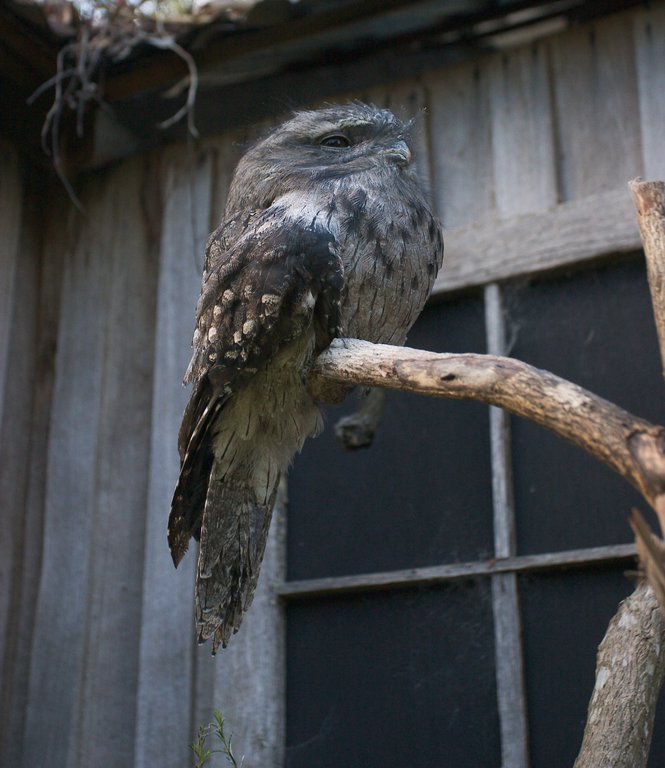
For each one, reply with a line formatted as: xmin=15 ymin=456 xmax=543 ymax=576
xmin=192 ymin=710 xmax=243 ymax=768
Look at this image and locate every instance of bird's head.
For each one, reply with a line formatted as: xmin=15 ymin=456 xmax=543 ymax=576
xmin=225 ymin=102 xmax=419 ymax=211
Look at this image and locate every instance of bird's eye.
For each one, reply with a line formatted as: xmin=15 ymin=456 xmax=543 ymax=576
xmin=320 ymin=133 xmax=351 ymax=148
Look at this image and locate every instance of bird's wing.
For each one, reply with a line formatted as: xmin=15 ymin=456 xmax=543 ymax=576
xmin=168 ymin=206 xmax=345 ymax=566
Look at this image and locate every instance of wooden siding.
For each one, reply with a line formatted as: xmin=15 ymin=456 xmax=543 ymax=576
xmin=1 ymin=3 xmax=665 ymax=766
xmin=0 ymin=140 xmax=24 ymax=717
xmin=134 ymin=148 xmax=210 ymax=767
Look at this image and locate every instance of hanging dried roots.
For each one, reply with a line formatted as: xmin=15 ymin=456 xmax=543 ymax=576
xmin=29 ymin=1 xmax=201 ymax=207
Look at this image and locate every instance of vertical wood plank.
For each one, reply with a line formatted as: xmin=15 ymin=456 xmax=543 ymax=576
xmin=24 ymin=174 xmax=115 ymax=768
xmin=0 ymin=141 xmax=24 ymax=716
xmin=206 ymin=129 xmax=246 ymax=229
xmin=24 ymin=158 xmax=157 ymax=767
xmin=634 ymin=5 xmax=665 ymax=180
xmin=426 ymin=61 xmax=494 ymax=227
xmin=134 ymin=147 xmax=213 ymax=768
xmin=73 ymin=157 xmax=157 ymax=767
xmin=0 ymin=140 xmax=23 ymax=433
xmin=551 ymin=12 xmax=642 ymax=201
xmin=2 ymin=186 xmax=67 ymax=768
xmin=0 ymin=155 xmax=40 ymax=763
xmin=488 ymin=44 xmax=558 ymax=216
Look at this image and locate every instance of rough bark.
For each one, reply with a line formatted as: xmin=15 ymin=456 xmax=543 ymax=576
xmin=631 ymin=509 xmax=665 ymax=613
xmin=630 ymin=180 xmax=665 ymax=384
xmin=573 ymin=582 xmax=665 ymax=768
xmin=630 ymin=178 xmax=665 ymax=535
xmin=309 ymin=340 xmax=665 ymax=511
xmin=574 ymin=181 xmax=665 ymax=768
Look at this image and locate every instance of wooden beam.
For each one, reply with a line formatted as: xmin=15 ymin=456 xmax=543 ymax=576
xmin=0 ymin=5 xmax=59 ymax=84
xmin=277 ymin=543 xmax=637 ymax=599
xmin=102 ymin=0 xmax=449 ymax=102
xmin=433 ymin=188 xmax=642 ymax=295
xmin=309 ymin=340 xmax=665 ymax=510
xmin=101 ymin=0 xmax=642 ymax=104
xmin=134 ymin=149 xmax=212 ymax=767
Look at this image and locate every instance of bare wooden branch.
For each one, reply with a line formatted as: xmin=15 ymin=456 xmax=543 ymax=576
xmin=630 ymin=179 xmax=665 ymax=380
xmin=628 ymin=178 xmax=665 ymax=616
xmin=630 ymin=179 xmax=665 ymax=532
xmin=631 ymin=509 xmax=665 ymax=613
xmin=571 ymin=182 xmax=665 ymax=768
xmin=309 ymin=339 xmax=665 ymax=511
xmin=574 ymin=582 xmax=665 ymax=768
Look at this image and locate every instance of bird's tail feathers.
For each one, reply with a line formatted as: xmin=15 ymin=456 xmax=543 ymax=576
xmin=168 ymin=394 xmax=224 ymax=567
xmin=196 ymin=454 xmax=279 ymax=652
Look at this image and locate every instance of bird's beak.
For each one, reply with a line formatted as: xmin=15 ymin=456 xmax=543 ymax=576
xmin=382 ymin=140 xmax=412 ymax=166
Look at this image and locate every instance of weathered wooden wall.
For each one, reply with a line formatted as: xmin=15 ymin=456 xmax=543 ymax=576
xmin=1 ymin=3 xmax=665 ymax=766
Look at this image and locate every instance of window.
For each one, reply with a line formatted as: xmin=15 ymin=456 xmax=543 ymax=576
xmin=283 ymin=254 xmax=665 ymax=767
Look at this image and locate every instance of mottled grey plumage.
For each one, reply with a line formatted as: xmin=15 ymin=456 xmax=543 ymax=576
xmin=169 ymin=102 xmax=443 ymax=652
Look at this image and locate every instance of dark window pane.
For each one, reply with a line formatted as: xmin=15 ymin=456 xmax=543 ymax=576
xmin=518 ymin=566 xmax=665 ymax=768
xmin=288 ymin=294 xmax=493 ymax=580
xmin=286 ymin=581 xmax=500 ymax=768
xmin=507 ymin=257 xmax=665 ymax=554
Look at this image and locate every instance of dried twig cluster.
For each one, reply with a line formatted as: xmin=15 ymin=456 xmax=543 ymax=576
xmin=30 ymin=0 xmax=205 ymax=205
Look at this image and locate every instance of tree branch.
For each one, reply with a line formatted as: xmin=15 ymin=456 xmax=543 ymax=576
xmin=309 ymin=339 xmax=665 ymax=512
xmin=309 ymin=338 xmax=665 ymax=768
xmin=573 ymin=582 xmax=665 ymax=768
xmin=573 ymin=181 xmax=665 ymax=768
xmin=629 ymin=180 xmax=665 ymax=572
xmin=630 ymin=180 xmax=665 ymax=383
